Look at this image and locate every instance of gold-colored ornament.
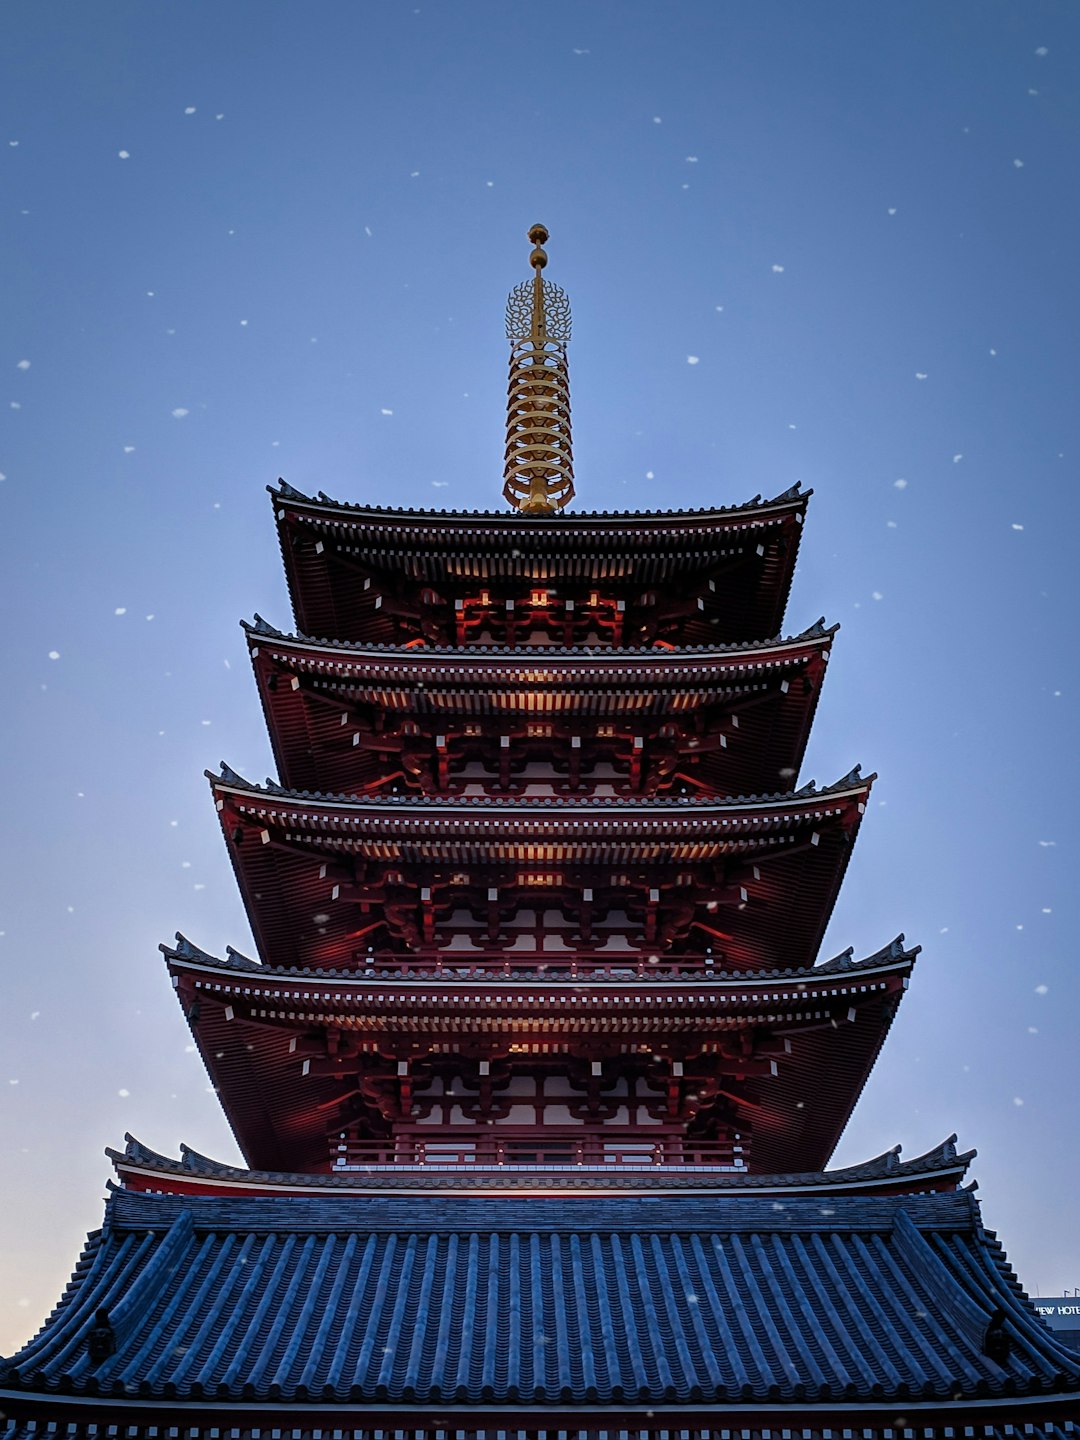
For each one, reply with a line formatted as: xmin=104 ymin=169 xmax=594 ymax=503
xmin=502 ymin=223 xmax=575 ymax=514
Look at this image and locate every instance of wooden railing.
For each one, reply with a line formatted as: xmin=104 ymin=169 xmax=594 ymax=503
xmin=345 ymin=953 xmax=730 ymax=979
xmin=331 ymin=1130 xmax=746 ymax=1170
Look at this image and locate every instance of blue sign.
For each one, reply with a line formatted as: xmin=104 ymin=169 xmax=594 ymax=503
xmin=1034 ymin=1297 xmax=1080 ymax=1330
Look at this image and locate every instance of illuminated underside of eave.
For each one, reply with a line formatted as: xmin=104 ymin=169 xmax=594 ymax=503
xmin=207 ymin=773 xmax=865 ymax=974
xmin=170 ymin=957 xmax=907 ymax=1177
xmin=273 ymin=486 xmax=810 ymax=646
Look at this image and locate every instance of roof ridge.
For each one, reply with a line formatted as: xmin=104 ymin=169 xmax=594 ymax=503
xmin=208 ymin=763 xmax=870 ymax=810
xmin=160 ymin=934 xmax=917 ymax=984
xmin=240 ymin=615 xmax=839 ymax=656
xmin=269 ymin=477 xmax=812 ymax=521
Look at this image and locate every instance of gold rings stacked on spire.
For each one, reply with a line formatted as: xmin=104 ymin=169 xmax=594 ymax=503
xmin=502 ymin=223 xmax=575 ymax=514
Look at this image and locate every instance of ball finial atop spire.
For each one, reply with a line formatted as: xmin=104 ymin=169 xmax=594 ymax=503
xmin=502 ymin=224 xmax=575 ymax=515
xmin=528 ymin=223 xmax=549 ymax=271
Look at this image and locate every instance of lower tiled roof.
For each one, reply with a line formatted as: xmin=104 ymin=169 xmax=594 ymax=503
xmin=3 ymin=1190 xmax=1077 ymax=1409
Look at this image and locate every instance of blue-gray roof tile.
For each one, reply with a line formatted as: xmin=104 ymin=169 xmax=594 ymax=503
xmin=3 ymin=1190 xmax=1077 ymax=1409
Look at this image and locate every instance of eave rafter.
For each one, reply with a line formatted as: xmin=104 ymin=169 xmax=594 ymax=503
xmin=210 ymin=767 xmax=871 ymax=972
xmin=273 ymin=481 xmax=810 ymax=646
xmin=162 ymin=935 xmax=914 ymax=1176
xmin=244 ymin=617 xmax=834 ymax=799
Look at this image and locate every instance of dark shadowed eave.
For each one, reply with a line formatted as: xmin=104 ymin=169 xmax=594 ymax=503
xmin=243 ymin=615 xmax=835 ymax=800
xmin=208 ymin=765 xmax=872 ymax=976
xmin=271 ymin=480 xmax=810 ymax=646
xmin=160 ymin=934 xmax=914 ymax=1176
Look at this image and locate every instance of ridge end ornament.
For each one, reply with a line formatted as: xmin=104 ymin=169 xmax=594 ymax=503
xmin=502 ymin=223 xmax=575 ymax=514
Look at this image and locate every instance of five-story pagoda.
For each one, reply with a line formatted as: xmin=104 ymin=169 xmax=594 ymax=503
xmin=3 ymin=227 xmax=1078 ymax=1439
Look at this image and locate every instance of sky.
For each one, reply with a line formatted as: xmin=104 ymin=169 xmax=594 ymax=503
xmin=2 ymin=0 xmax=1079 ymax=1353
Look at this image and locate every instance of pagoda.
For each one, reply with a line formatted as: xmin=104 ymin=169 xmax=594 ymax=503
xmin=3 ymin=225 xmax=1078 ymax=1440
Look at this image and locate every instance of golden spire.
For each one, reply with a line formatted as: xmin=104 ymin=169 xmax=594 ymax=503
xmin=502 ymin=223 xmax=575 ymax=514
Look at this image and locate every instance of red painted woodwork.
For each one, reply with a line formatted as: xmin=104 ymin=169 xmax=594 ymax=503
xmin=179 ymin=482 xmax=899 ymax=1180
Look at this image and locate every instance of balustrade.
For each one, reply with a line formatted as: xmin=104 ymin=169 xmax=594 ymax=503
xmin=331 ymin=1129 xmax=746 ymax=1171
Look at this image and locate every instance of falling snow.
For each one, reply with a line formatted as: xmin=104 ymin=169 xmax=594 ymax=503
xmin=2 ymin=2 xmax=1077 ymax=1356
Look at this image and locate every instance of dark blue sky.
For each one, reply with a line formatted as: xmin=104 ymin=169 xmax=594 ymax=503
xmin=2 ymin=1 xmax=1079 ymax=1347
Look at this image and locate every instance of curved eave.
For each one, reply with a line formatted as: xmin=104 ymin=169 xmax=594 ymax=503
xmin=209 ymin=768 xmax=870 ymax=975
xmin=243 ymin=615 xmax=837 ymax=667
xmin=163 ymin=928 xmax=917 ymax=982
xmin=163 ymin=933 xmax=915 ymax=993
xmin=210 ymin=763 xmax=870 ymax=820
xmin=163 ymin=940 xmax=912 ymax=1175
xmin=272 ymin=482 xmax=810 ymax=645
xmin=270 ymin=478 xmax=811 ymax=531
xmin=246 ymin=618 xmax=833 ymax=797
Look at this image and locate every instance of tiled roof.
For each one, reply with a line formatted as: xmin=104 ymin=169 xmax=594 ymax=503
xmin=4 ymin=1189 xmax=1077 ymax=1408
xmin=270 ymin=477 xmax=810 ymax=523
xmin=242 ymin=611 xmax=836 ymax=656
xmin=212 ymin=760 xmax=869 ymax=810
xmin=161 ymin=928 xmax=916 ymax=984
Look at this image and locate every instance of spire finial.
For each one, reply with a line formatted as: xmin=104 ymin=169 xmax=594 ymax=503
xmin=503 ymin=223 xmax=575 ymax=515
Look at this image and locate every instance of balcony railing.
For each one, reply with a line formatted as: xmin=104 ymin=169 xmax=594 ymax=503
xmin=345 ymin=953 xmax=732 ymax=979
xmin=331 ymin=1130 xmax=746 ymax=1171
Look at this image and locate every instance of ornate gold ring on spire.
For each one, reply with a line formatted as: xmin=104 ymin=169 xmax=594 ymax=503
xmin=502 ymin=223 xmax=575 ymax=514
